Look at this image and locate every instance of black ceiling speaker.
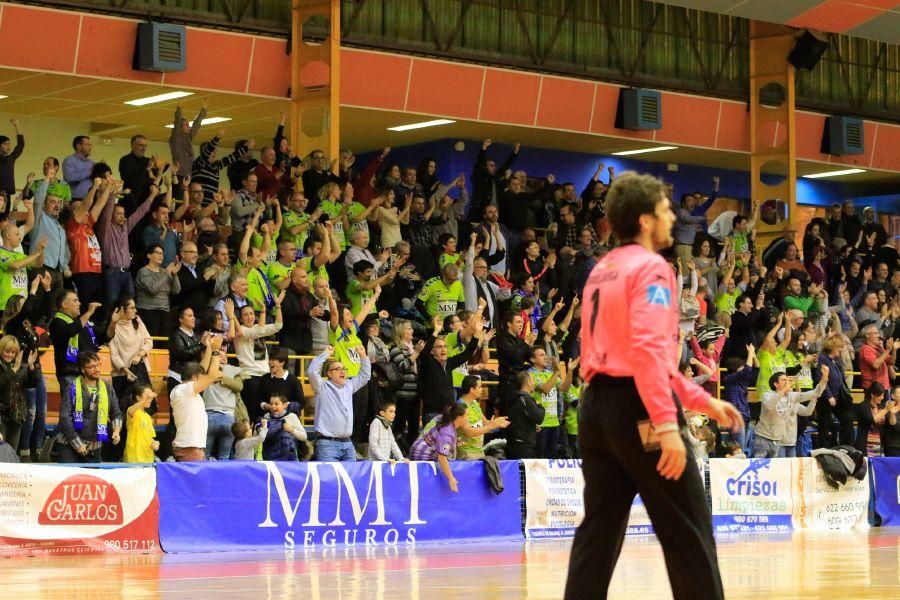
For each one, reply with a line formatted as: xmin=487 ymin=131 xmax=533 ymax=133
xmin=788 ymin=30 xmax=829 ymax=71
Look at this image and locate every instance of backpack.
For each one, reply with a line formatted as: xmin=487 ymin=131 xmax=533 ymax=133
xmin=372 ymin=361 xmax=403 ymax=393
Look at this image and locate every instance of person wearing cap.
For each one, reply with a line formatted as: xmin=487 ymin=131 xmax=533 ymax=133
xmin=0 ymin=119 xmax=24 ymax=201
xmin=761 ymin=222 xmax=797 ymax=271
xmin=564 ymin=171 xmax=740 ymax=600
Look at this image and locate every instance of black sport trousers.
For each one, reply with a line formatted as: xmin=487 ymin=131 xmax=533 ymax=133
xmin=564 ymin=375 xmax=724 ymax=600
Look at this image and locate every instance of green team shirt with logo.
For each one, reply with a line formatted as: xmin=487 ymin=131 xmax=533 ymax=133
xmin=251 ymin=230 xmax=279 ymax=264
xmin=438 ymin=252 xmax=462 ymax=272
xmin=267 ymin=260 xmax=294 ymax=290
xmin=563 ymin=384 xmax=581 ymax=436
xmin=417 ymin=277 xmax=464 ymax=321
xmin=0 ymin=248 xmax=27 ymax=309
xmin=329 ymin=323 xmax=363 ymax=377
xmin=346 ymin=278 xmax=373 ymax=316
xmin=298 ymin=256 xmax=329 ymax=283
xmin=786 ymin=350 xmax=814 ymax=389
xmin=347 ymin=202 xmax=368 ymax=237
xmin=730 ymin=230 xmax=750 ymax=268
xmin=445 ymin=330 xmax=470 ymax=387
xmin=240 ymin=262 xmax=274 ymax=312
xmin=282 ymin=209 xmax=311 ymax=249
xmin=319 ymin=199 xmax=348 ymax=250
xmin=530 ymin=367 xmax=560 ymax=428
xmin=755 ymin=348 xmax=787 ymax=398
xmin=457 ymin=398 xmax=486 ymax=458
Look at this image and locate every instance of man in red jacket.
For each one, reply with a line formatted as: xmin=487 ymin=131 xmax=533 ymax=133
xmin=565 ymin=172 xmax=741 ymax=600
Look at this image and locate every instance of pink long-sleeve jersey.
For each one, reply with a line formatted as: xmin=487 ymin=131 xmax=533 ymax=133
xmin=580 ymin=243 xmax=711 ymax=426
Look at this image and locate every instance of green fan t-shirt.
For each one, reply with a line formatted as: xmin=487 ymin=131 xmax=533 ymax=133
xmin=282 ymin=208 xmax=311 ymax=250
xmin=755 ymin=347 xmax=788 ymax=400
xmin=529 ymin=367 xmax=559 ymax=428
xmin=346 ymin=278 xmax=374 ymax=316
xmin=0 ymin=248 xmax=28 ymax=309
xmin=329 ymin=322 xmax=363 ymax=377
xmin=457 ymin=398 xmax=486 ymax=459
xmin=563 ymin=384 xmax=581 ymax=436
xmin=417 ymin=277 xmax=464 ymax=321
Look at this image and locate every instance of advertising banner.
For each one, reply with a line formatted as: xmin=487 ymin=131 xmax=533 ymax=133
xmin=522 ymin=459 xmax=653 ymax=539
xmin=0 ymin=464 xmax=160 ymax=556
xmin=156 ymin=460 xmax=522 ymax=552
xmin=794 ymin=458 xmax=869 ymax=530
xmin=870 ymin=457 xmax=900 ymax=526
xmin=709 ymin=458 xmax=869 ymax=533
xmin=709 ymin=458 xmax=798 ymax=533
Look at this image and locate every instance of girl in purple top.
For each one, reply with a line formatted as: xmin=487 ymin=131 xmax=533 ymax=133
xmin=410 ymin=403 xmax=468 ymax=492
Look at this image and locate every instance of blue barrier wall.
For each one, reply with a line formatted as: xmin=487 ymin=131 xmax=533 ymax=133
xmin=156 ymin=460 xmax=522 ymax=552
xmin=870 ymin=457 xmax=900 ymax=526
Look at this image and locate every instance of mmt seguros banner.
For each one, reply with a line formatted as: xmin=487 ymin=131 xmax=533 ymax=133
xmin=156 ymin=460 xmax=522 ymax=552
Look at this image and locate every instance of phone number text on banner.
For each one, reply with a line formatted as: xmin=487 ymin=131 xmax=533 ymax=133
xmin=0 ymin=464 xmax=160 ymax=556
xmin=522 ymin=459 xmax=652 ymax=539
xmin=156 ymin=460 xmax=522 ymax=552
xmin=709 ymin=458 xmax=868 ymax=533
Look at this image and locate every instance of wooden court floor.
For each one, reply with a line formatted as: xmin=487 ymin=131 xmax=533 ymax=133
xmin=2 ymin=529 xmax=899 ymax=599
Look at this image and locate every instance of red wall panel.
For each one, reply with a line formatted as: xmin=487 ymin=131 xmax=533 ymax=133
xmin=339 ymin=50 xmax=410 ymax=111
xmin=479 ymin=69 xmax=540 ymax=125
xmin=0 ymin=5 xmax=80 ymax=73
xmin=405 ymin=59 xmax=482 ymax=119
xmin=535 ymin=77 xmax=595 ymax=131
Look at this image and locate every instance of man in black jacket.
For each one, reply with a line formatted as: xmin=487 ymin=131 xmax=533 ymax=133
xmin=505 ymin=371 xmax=545 ymax=459
xmin=496 ymin=311 xmax=535 ymax=415
xmin=118 ymin=135 xmax=151 ymax=214
xmin=469 ymin=138 xmax=519 ymax=222
xmin=172 ymin=241 xmax=213 ymax=315
xmin=419 ymin=315 xmax=479 ymax=423
xmin=724 ymin=294 xmax=768 ymax=360
xmin=49 ymin=290 xmax=103 ymax=391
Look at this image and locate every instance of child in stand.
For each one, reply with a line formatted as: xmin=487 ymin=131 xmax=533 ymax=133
xmin=262 ymin=394 xmax=308 ymax=461
xmin=123 ymin=384 xmax=159 ymax=463
xmin=368 ymin=399 xmax=405 ymax=461
xmin=722 ymin=344 xmax=759 ymax=455
xmin=233 ymin=419 xmax=268 ymax=460
xmin=690 ymin=330 xmax=727 ymax=398
xmin=724 ymin=442 xmax=746 ymax=459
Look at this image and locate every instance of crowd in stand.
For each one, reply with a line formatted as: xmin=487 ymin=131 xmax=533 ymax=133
xmin=0 ymin=105 xmax=897 ymax=487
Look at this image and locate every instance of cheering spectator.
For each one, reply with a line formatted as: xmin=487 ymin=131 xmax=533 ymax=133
xmin=202 ymin=361 xmax=243 ymax=461
xmin=62 ymin=135 xmax=94 ymax=200
xmin=169 ymin=99 xmax=208 ymax=187
xmin=229 ymin=291 xmax=285 ymax=422
xmin=754 ymin=369 xmax=827 ymax=458
xmin=261 ymin=393 xmax=307 ymax=461
xmin=135 ymin=244 xmax=182 ymax=336
xmin=169 ymin=336 xmax=223 ymax=462
xmin=0 ymin=119 xmax=24 ymax=199
xmin=470 ymin=138 xmax=518 ymax=221
xmin=409 ymin=403 xmax=469 ymax=492
xmin=55 ymin=352 xmax=122 ymax=463
xmin=506 ymin=371 xmax=545 ymax=459
xmin=122 ymin=384 xmax=159 ymax=463
xmin=368 ymin=399 xmax=405 ymax=462
xmin=308 ymin=344 xmax=371 ymax=461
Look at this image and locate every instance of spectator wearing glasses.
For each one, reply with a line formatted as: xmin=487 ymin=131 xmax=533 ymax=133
xmin=308 ymin=344 xmax=371 ymax=462
xmin=135 ymin=244 xmax=182 ymax=337
xmin=302 ymin=149 xmax=339 ymax=214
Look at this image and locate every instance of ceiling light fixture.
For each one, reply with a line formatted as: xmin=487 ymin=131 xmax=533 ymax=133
xmin=611 ymin=146 xmax=678 ymax=156
xmin=165 ymin=116 xmax=232 ymax=129
xmin=802 ymin=168 xmax=866 ymax=179
xmin=387 ymin=119 xmax=455 ymax=132
xmin=125 ymin=91 xmax=193 ymax=106
xmin=0 ymin=95 xmax=7 ymax=101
